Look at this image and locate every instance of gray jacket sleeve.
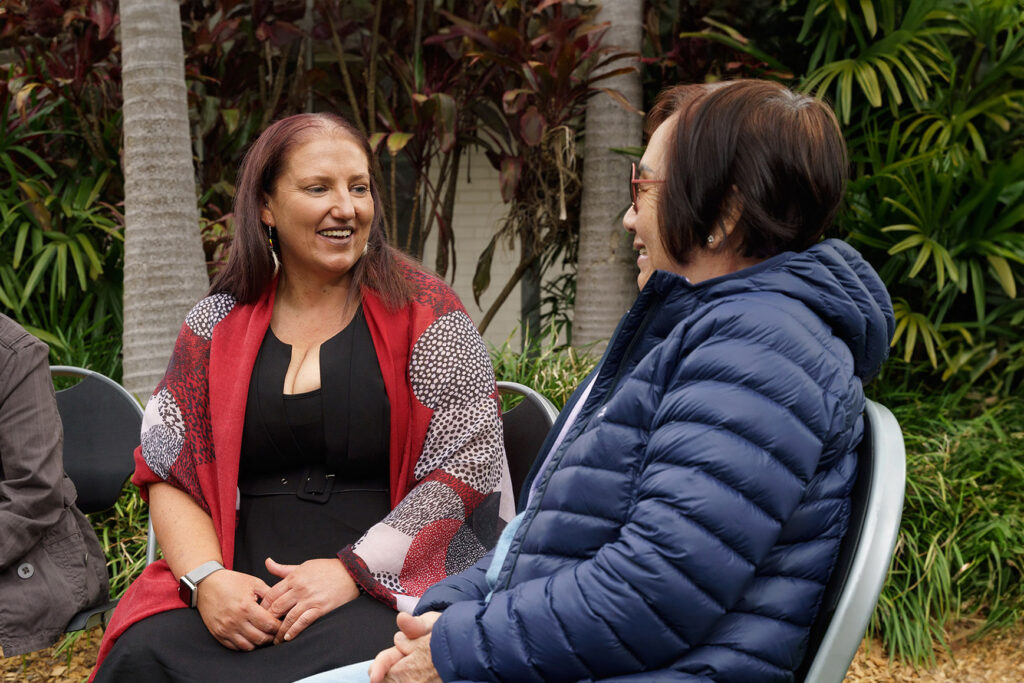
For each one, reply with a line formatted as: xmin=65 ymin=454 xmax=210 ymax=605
xmin=0 ymin=323 xmax=66 ymax=570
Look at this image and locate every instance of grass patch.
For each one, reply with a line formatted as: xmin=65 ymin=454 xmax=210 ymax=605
xmin=89 ymin=485 xmax=153 ymax=598
xmin=870 ymin=388 xmax=1024 ymax=665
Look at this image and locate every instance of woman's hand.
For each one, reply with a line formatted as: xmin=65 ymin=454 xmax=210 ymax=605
xmin=195 ymin=569 xmax=280 ymax=651
xmin=369 ymin=611 xmax=442 ymax=683
xmin=260 ymin=557 xmax=361 ymax=644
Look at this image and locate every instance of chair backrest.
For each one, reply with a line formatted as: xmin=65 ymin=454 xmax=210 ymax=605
xmin=496 ymin=381 xmax=559 ymax=501
xmin=799 ymin=398 xmax=906 ymax=683
xmin=52 ymin=366 xmax=144 ymax=515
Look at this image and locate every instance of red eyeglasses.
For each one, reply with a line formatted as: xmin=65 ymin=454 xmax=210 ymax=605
xmin=630 ymin=162 xmax=665 ymax=212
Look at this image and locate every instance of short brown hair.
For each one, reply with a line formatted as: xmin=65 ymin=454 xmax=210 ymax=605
xmin=648 ymin=80 xmax=848 ymax=262
xmin=210 ymin=112 xmax=414 ymax=308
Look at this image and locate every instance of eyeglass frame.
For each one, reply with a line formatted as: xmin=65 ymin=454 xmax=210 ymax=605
xmin=630 ymin=162 xmax=665 ymax=212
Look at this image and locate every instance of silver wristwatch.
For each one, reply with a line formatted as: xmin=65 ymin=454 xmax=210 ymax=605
xmin=178 ymin=560 xmax=225 ymax=608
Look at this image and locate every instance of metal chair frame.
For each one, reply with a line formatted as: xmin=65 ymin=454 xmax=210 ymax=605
xmin=495 ymin=381 xmax=559 ymax=502
xmin=801 ymin=398 xmax=906 ymax=682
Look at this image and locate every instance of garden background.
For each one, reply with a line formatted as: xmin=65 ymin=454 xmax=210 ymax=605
xmin=1 ymin=0 xmax=1022 ymax=680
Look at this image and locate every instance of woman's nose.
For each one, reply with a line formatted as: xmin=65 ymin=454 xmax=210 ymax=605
xmin=622 ymin=204 xmax=637 ymax=233
xmin=331 ymin=191 xmax=356 ymax=219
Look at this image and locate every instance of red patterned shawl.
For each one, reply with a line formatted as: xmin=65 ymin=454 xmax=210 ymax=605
xmin=91 ymin=269 xmax=512 ymax=677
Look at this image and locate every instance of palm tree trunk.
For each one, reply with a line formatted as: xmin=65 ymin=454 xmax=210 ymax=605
xmin=120 ymin=0 xmax=209 ymax=399
xmin=573 ymin=0 xmax=643 ymax=354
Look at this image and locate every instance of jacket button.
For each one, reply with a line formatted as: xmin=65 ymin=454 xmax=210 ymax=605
xmin=17 ymin=563 xmax=34 ymax=579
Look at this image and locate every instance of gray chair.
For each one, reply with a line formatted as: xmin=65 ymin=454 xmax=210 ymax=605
xmin=51 ymin=365 xmax=157 ymax=632
xmin=799 ymin=398 xmax=907 ymax=682
xmin=496 ymin=381 xmax=558 ymax=503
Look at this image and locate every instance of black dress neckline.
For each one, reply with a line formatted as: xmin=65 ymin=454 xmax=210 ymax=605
xmin=239 ymin=306 xmax=389 ymax=479
xmin=265 ymin=324 xmax=347 ymax=397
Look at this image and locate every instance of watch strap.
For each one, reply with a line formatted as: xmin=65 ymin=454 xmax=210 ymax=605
xmin=180 ymin=560 xmax=225 ymax=607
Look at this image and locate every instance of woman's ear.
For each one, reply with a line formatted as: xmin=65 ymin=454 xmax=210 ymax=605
xmin=716 ymin=186 xmax=744 ymax=244
xmin=260 ymin=199 xmax=274 ymax=228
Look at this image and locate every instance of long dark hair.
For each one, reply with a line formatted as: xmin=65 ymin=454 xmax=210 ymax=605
xmin=647 ymin=80 xmax=848 ymax=262
xmin=209 ymin=112 xmax=414 ymax=309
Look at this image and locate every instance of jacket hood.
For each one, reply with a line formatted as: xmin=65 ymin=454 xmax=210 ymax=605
xmin=650 ymin=238 xmax=895 ymax=381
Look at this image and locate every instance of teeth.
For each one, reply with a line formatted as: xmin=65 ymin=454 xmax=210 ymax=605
xmin=320 ymin=229 xmax=353 ymax=238
xmin=638 ymin=247 xmax=647 ymax=256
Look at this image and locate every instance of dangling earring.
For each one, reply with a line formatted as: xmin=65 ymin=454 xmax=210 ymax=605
xmin=266 ymin=224 xmax=281 ymax=275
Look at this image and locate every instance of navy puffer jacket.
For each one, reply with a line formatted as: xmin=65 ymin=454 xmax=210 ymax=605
xmin=417 ymin=239 xmax=895 ymax=682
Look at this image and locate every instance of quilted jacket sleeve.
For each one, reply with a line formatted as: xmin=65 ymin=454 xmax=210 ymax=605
xmin=427 ymin=297 xmax=858 ymax=681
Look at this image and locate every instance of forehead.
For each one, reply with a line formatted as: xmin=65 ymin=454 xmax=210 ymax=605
xmin=283 ymin=127 xmax=369 ymax=172
xmin=641 ymin=113 xmax=679 ymax=169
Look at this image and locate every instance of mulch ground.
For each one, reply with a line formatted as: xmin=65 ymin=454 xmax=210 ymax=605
xmin=3 ymin=625 xmax=1023 ymax=682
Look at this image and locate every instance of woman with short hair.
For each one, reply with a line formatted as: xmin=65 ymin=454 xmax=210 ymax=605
xmin=325 ymin=79 xmax=895 ymax=683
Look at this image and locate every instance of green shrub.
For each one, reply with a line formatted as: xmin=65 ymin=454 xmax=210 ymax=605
xmin=88 ymin=485 xmax=153 ymax=599
xmin=491 ymin=332 xmax=599 ymax=410
xmin=870 ymin=377 xmax=1024 ymax=663
xmin=1 ymin=18 xmax=125 ymax=378
xmin=654 ymin=0 xmax=1024 ymax=393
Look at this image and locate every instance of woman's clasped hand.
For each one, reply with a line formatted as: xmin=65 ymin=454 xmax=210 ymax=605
xmin=194 ymin=568 xmax=277 ymax=651
xmin=258 ymin=557 xmax=362 ymax=644
xmin=367 ymin=612 xmax=441 ymax=683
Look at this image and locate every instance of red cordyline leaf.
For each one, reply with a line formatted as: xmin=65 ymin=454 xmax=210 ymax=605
xmin=502 ymin=89 xmax=531 ymax=115
xmin=433 ymin=93 xmax=457 ymax=154
xmin=499 ymin=156 xmax=522 ymax=203
xmin=520 ymin=106 xmax=546 ymax=146
xmin=90 ymin=0 xmax=117 ymax=41
xmin=255 ymin=20 xmax=302 ymax=48
xmin=534 ymin=0 xmax=565 ymax=12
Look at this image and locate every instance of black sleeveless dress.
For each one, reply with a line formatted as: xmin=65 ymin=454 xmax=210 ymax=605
xmin=233 ymin=307 xmax=390 ymax=583
xmin=94 ymin=308 xmax=401 ymax=682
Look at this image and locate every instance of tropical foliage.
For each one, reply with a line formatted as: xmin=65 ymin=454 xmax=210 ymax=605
xmin=0 ymin=0 xmax=124 ymax=376
xmin=432 ymin=3 xmax=634 ymax=335
xmin=653 ymin=0 xmax=1024 ymax=393
xmin=870 ymin=368 xmax=1024 ymax=663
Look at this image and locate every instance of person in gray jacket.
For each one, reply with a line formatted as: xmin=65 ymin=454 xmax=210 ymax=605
xmin=0 ymin=313 xmax=109 ymax=656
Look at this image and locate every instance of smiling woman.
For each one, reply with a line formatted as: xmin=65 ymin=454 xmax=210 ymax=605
xmin=261 ymin=132 xmax=373 ymax=295
xmin=89 ymin=113 xmax=514 ymax=682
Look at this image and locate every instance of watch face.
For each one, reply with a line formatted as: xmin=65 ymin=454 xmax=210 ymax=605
xmin=178 ymin=578 xmax=196 ymax=607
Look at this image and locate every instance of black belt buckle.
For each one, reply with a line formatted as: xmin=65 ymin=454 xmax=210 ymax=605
xmin=297 ymin=467 xmax=334 ymax=504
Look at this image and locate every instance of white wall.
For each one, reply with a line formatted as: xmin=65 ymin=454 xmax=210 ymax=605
xmin=422 ymin=147 xmax=522 ymax=350
xmin=422 ymin=146 xmax=574 ymax=351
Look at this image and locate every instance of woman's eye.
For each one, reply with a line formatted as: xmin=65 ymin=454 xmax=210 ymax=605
xmin=351 ymin=184 xmax=369 ymax=195
xmin=306 ymin=185 xmax=327 ymax=194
